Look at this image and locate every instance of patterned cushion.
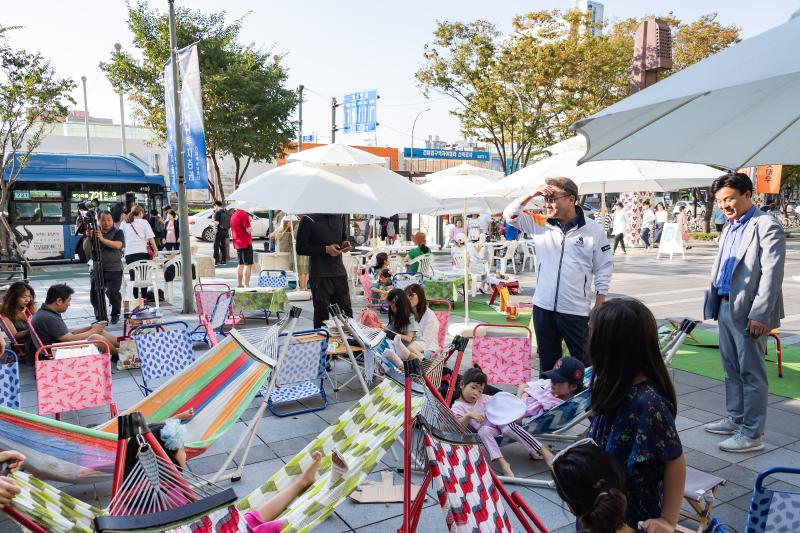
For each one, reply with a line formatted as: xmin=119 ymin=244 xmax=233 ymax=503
xmin=523 ymin=389 xmax=590 ymax=434
xmin=36 ymin=354 xmax=114 ymax=415
xmin=209 ymin=292 xmax=233 ymax=330
xmin=0 ymin=357 xmax=20 ymax=409
xmin=269 ymin=381 xmax=321 ymax=405
xmin=258 ymin=274 xmax=287 ymax=288
xmin=424 ymin=433 xmax=512 ymax=532
xmin=747 ymin=487 xmax=800 ymax=532
xmin=472 ymin=336 xmax=531 ymax=385
xmin=274 ymin=338 xmax=327 ymax=386
xmin=134 ymin=328 xmax=195 ymax=384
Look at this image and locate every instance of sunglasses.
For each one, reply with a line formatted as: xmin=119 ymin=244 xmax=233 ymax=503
xmin=548 ymin=438 xmax=597 ymax=467
xmin=543 ymin=194 xmax=571 ymax=204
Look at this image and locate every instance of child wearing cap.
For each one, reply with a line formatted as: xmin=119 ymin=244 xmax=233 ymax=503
xmin=518 ymin=356 xmax=586 ymax=419
xmin=451 ymin=367 xmax=544 ymax=477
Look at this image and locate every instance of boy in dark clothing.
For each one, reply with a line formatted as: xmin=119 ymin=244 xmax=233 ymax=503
xmin=296 ymin=213 xmax=353 ymax=328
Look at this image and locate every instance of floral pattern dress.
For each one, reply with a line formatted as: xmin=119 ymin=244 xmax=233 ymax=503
xmin=588 ymin=380 xmax=683 ymax=528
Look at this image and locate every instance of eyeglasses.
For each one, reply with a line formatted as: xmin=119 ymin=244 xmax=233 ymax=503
xmin=548 ymin=438 xmax=597 ymax=467
xmin=543 ymin=194 xmax=571 ymax=204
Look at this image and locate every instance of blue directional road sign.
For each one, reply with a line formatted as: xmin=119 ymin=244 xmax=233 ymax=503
xmin=343 ymin=90 xmax=378 ymax=134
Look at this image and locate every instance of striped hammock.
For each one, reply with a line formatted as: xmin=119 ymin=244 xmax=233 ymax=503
xmin=0 ymin=330 xmax=277 ymax=484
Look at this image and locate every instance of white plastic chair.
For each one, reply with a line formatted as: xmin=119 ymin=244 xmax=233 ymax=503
xmin=388 ymin=254 xmax=404 ymax=275
xmin=161 ymin=257 xmax=183 ymax=305
xmin=493 ymin=241 xmax=518 ymax=275
xmin=519 ymin=240 xmax=535 ymax=272
xmin=452 ymin=254 xmax=487 ymax=297
xmin=123 ymin=260 xmax=161 ymax=308
xmin=407 ymin=253 xmax=434 ymax=277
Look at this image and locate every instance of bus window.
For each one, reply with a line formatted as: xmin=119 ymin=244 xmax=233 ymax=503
xmin=11 ymin=189 xmax=65 ymax=224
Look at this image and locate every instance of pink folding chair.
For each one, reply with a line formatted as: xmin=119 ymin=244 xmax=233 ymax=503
xmin=471 ymin=323 xmax=533 ymax=385
xmin=428 ymin=299 xmax=451 ymax=353
xmin=360 ymin=273 xmax=386 ymax=310
xmin=193 ymin=283 xmax=244 ymax=327
xmin=34 ymin=339 xmax=117 ymax=420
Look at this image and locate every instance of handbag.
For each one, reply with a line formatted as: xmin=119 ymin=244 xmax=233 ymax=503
xmin=130 ymin=221 xmax=156 ymax=259
xmin=117 ymin=339 xmax=140 ymax=370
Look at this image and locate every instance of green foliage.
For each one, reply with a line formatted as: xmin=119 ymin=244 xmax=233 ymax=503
xmin=101 ymin=2 xmax=298 ymax=200
xmin=0 ymin=26 xmax=75 ymax=255
xmin=417 ymin=10 xmax=741 ymax=175
xmin=689 ymin=231 xmax=718 ymax=241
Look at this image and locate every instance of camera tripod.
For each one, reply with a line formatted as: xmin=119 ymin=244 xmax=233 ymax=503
xmin=83 ymin=210 xmax=109 ymax=323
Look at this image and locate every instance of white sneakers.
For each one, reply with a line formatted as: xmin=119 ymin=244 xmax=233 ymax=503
xmin=705 ymin=418 xmax=765 ymax=452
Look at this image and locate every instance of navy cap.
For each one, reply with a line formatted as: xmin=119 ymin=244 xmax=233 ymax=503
xmin=542 ymin=357 xmax=585 ymax=384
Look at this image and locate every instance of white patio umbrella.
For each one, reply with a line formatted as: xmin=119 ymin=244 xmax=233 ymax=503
xmin=482 ymin=148 xmax=722 ymax=198
xmin=419 ymin=163 xmax=505 ymax=331
xmin=573 ymin=9 xmax=800 ymax=169
xmin=287 ymin=142 xmax=388 ymax=166
xmin=229 ymin=157 xmax=439 ymax=294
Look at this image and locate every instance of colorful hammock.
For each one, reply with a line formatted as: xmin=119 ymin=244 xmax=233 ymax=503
xmin=4 ymin=379 xmax=422 ymax=533
xmin=0 ymin=328 xmax=282 ymax=484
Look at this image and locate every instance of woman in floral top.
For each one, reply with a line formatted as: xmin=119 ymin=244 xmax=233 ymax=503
xmin=587 ymin=298 xmax=686 ymax=533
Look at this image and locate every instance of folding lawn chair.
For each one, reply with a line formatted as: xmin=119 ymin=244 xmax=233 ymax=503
xmin=0 ymin=349 xmax=19 ymax=409
xmin=130 ymin=321 xmax=194 ymax=396
xmin=429 ymin=299 xmax=451 ymax=355
xmin=472 ymin=323 xmax=533 ymax=385
xmin=677 ymin=467 xmax=728 ymax=533
xmin=190 ymin=290 xmax=233 ymax=346
xmin=193 ymin=282 xmax=244 ymax=327
xmin=392 ymin=271 xmax=424 ymax=290
xmin=34 ymin=339 xmax=117 ymax=421
xmin=0 ymin=316 xmax=26 ymax=358
xmin=266 ymin=329 xmax=329 ymax=417
xmin=327 ymin=303 xmax=384 ymax=395
xmin=397 ymin=360 xmax=549 ymax=533
xmin=257 ymin=269 xmax=287 ymax=321
xmin=745 ymin=467 xmax=800 ymax=533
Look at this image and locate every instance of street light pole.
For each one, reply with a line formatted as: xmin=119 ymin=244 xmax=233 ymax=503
xmin=409 ymin=108 xmax=431 ymax=181
xmin=168 ymin=0 xmax=194 ymax=314
xmin=81 ymin=76 xmax=91 ymax=154
xmin=410 ymin=108 xmax=430 ymax=233
xmin=114 ymin=43 xmax=128 ymax=156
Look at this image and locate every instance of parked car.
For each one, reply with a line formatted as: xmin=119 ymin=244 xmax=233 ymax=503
xmin=189 ymin=208 xmax=270 ymax=241
xmin=672 ymin=200 xmax=706 ymax=218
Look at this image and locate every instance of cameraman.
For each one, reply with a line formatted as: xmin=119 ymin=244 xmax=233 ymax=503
xmin=83 ymin=211 xmax=125 ymax=324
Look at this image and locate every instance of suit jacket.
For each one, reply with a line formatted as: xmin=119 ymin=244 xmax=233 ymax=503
xmin=704 ymin=209 xmax=785 ymax=328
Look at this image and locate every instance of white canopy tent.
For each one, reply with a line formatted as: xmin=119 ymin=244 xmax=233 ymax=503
xmin=573 ymin=9 xmax=800 ymax=169
xmin=419 ymin=163 xmax=505 ymax=331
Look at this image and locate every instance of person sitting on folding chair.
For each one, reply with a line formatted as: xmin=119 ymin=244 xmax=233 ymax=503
xmin=404 ymin=283 xmax=440 ymax=358
xmin=370 ymin=269 xmax=392 ymax=300
xmin=31 ymin=284 xmax=120 ymax=359
xmin=517 ymin=356 xmax=585 ymax=418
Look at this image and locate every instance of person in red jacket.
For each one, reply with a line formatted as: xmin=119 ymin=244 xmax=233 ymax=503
xmin=230 ymin=209 xmax=254 ymax=288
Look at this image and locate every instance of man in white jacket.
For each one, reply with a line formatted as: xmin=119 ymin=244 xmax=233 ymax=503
xmin=504 ymin=177 xmax=613 ymax=374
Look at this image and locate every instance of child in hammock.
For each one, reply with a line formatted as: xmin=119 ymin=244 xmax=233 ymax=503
xmin=451 ymin=367 xmax=544 ymax=477
xmin=380 ymin=288 xmax=425 ymax=367
xmin=517 ymin=356 xmax=586 ymax=418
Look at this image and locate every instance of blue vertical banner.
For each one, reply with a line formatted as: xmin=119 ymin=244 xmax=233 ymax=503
xmin=164 ymin=44 xmax=209 ymax=191
xmin=343 ymin=89 xmax=377 ymax=134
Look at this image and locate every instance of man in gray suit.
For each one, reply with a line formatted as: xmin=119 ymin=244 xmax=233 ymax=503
xmin=703 ymin=172 xmax=785 ymax=453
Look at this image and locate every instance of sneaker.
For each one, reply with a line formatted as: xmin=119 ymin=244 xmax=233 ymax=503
xmin=719 ymin=432 xmax=764 ymax=453
xmin=704 ymin=418 xmax=740 ymax=435
xmin=110 ymin=315 xmax=120 ymax=325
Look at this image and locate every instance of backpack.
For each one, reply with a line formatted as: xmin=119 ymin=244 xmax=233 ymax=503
xmin=153 ymin=217 xmax=165 ymax=237
xmin=217 ymin=209 xmax=230 ymax=230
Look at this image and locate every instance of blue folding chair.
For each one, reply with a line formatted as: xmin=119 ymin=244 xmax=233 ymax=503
xmin=392 ymin=271 xmax=424 ymax=290
xmin=266 ymin=329 xmax=329 ymax=417
xmin=0 ymin=350 xmax=19 ymax=409
xmin=258 ymin=269 xmax=287 ymax=288
xmin=132 ymin=321 xmax=195 ymax=395
xmin=190 ymin=290 xmax=233 ymax=346
xmin=746 ymin=467 xmax=800 ymax=533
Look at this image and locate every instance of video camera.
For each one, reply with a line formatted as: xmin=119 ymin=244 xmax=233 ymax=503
xmin=76 ymin=197 xmax=101 ymax=237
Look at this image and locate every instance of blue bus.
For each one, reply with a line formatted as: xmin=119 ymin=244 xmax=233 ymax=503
xmin=3 ymin=153 xmax=166 ymax=262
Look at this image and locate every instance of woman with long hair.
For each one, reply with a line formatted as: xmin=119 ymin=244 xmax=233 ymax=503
xmin=404 ymin=283 xmax=440 ymax=356
xmin=120 ymin=204 xmax=159 ymax=299
xmin=0 ymin=282 xmax=35 ymax=360
xmin=587 ymin=298 xmax=685 ymax=532
xmin=163 ymin=210 xmax=179 ymax=251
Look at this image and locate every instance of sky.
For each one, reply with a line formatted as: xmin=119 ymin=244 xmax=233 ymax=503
xmin=4 ymin=0 xmax=798 ymax=151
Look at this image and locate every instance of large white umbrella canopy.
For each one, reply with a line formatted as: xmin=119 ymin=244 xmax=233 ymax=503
xmin=573 ymin=9 xmax=800 ymax=169
xmin=481 ymin=137 xmax=722 ymax=198
xmin=287 ymin=142 xmax=388 ymax=166
xmin=230 ymin=160 xmax=439 ymax=216
xmin=418 ymin=163 xmax=505 ymax=327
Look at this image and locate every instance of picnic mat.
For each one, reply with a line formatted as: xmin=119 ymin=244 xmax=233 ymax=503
xmin=670 ymin=328 xmax=799 ymax=399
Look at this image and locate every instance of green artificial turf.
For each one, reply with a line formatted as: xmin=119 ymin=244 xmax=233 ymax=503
xmin=670 ymin=328 xmax=799 ymax=399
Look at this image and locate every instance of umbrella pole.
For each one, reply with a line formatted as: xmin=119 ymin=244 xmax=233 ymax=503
xmin=290 ymin=214 xmax=300 ymax=291
xmin=463 ymin=198 xmax=469 ymax=324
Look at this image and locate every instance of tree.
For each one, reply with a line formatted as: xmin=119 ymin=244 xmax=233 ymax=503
xmin=101 ymin=2 xmax=298 ymax=200
xmin=0 ymin=26 xmax=75 ymax=257
xmin=417 ymin=10 xmax=740 ymax=176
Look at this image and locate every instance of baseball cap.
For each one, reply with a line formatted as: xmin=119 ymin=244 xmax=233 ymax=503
xmin=542 ymin=357 xmax=585 ymax=384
